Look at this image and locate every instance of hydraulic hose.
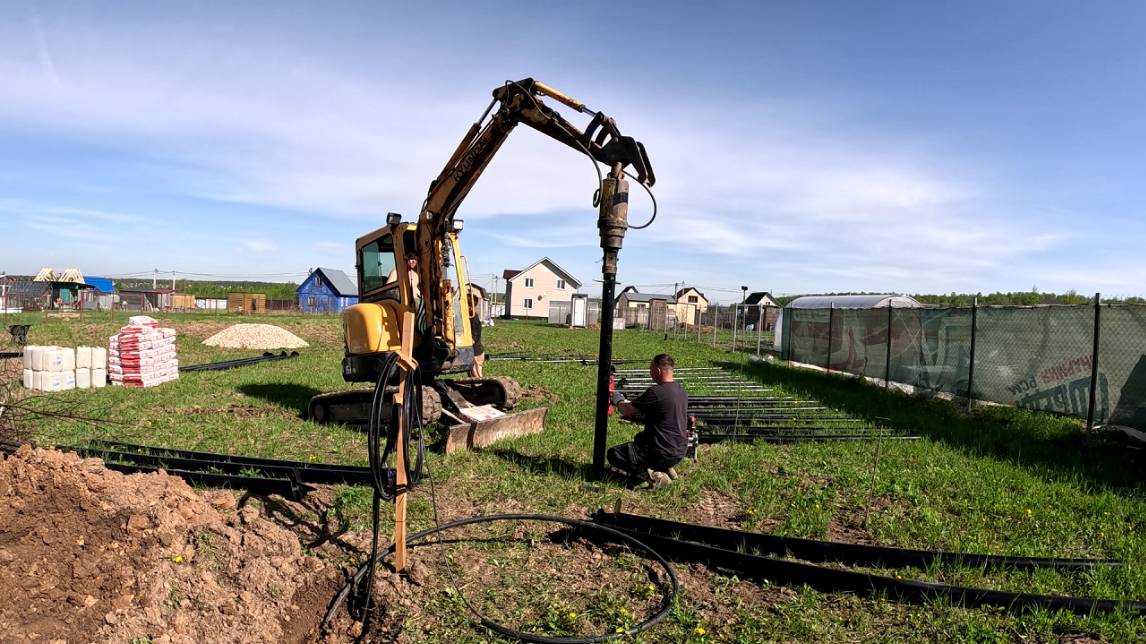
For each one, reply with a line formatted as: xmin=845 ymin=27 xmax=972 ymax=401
xmin=323 ymin=514 xmax=679 ymax=644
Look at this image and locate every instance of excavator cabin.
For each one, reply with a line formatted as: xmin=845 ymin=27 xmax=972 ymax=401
xmin=341 ymin=221 xmax=477 ymax=382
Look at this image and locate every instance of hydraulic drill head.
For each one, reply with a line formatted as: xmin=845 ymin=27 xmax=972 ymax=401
xmin=598 ymin=165 xmax=629 ymax=275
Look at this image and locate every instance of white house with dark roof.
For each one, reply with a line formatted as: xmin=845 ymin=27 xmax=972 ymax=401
xmin=502 ymin=257 xmax=582 ymax=319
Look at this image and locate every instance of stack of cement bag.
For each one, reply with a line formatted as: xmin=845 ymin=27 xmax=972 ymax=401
xmin=21 ymin=346 xmax=108 ymax=391
xmin=108 ymin=316 xmax=179 ymax=388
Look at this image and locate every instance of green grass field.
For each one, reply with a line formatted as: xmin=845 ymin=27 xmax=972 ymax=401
xmin=4 ymin=312 xmax=1145 ymax=642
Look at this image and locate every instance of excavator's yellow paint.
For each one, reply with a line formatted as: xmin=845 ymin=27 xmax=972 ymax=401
xmin=343 ymin=299 xmax=413 ymax=354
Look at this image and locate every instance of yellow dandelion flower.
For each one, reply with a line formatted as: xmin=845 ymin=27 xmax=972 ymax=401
xmin=1026 ymin=509 xmax=1032 ymax=515
xmin=695 ymin=626 xmax=706 ymax=636
xmin=567 ymin=612 xmax=577 ymax=620
xmin=173 ymin=555 xmax=184 ymax=564
xmin=619 ymin=607 xmax=629 ymax=617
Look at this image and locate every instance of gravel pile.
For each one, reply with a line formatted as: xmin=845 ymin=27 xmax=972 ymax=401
xmin=202 ymin=324 xmax=309 ymax=350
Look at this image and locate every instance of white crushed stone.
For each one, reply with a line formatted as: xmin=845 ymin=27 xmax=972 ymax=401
xmin=201 ymin=324 xmax=309 ymax=349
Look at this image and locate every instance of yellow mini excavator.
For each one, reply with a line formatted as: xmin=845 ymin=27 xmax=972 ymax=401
xmin=307 ymin=78 xmax=654 ymax=452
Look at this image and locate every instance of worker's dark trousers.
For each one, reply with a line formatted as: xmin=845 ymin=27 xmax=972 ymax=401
xmin=607 ymin=442 xmax=680 ymax=477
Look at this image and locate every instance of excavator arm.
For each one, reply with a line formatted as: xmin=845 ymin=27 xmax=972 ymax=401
xmin=412 ymin=78 xmax=655 ymax=361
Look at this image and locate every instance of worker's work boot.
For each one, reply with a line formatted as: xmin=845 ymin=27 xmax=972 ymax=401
xmin=645 ymin=469 xmax=671 ymax=489
xmin=666 ymin=466 xmax=679 ymax=480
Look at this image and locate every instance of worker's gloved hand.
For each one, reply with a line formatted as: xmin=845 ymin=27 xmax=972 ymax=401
xmin=610 ymin=391 xmax=625 ymax=406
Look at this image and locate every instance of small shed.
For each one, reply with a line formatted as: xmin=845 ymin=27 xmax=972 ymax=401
xmin=615 ymin=287 xmax=677 ymax=330
xmin=81 ymin=276 xmax=116 ymax=311
xmin=228 ymin=293 xmax=267 ymax=314
xmin=298 ymin=268 xmax=359 ymax=313
xmin=120 ymin=288 xmax=173 ymax=312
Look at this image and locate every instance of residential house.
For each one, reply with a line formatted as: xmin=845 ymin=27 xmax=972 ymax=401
xmin=615 ymin=286 xmax=677 ymax=330
xmin=671 ymin=287 xmax=709 ymax=326
xmin=298 ymin=267 xmax=360 ymax=313
xmin=502 ymin=257 xmax=582 ymax=319
xmin=744 ymin=291 xmax=780 ymax=331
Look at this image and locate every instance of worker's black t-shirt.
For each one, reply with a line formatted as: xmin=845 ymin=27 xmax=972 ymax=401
xmin=631 ymin=381 xmax=688 ymax=460
xmin=469 ymin=315 xmax=484 ymax=356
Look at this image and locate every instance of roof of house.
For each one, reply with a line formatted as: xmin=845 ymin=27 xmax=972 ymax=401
xmin=787 ymin=294 xmax=922 ymax=309
xmin=503 ymin=257 xmax=582 ymax=288
xmin=502 ymin=269 xmax=521 ymax=280
xmin=745 ymin=291 xmax=776 ymax=306
xmin=309 ymin=267 xmax=358 ymax=297
xmin=618 ymin=291 xmax=676 ymax=304
xmin=84 ymin=276 xmax=115 ymax=294
xmin=7 ymin=280 xmax=48 ymax=297
xmin=675 ymin=286 xmax=707 ymax=301
xmin=468 ymin=283 xmax=488 ymax=299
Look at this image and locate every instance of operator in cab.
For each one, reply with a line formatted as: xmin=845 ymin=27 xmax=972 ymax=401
xmin=608 ymin=354 xmax=688 ymax=488
xmin=386 ymin=256 xmax=421 ymax=297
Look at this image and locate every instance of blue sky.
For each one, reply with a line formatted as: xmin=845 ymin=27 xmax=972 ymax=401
xmin=1 ymin=1 xmax=1144 ymax=302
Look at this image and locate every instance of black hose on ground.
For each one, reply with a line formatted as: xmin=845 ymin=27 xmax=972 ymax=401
xmin=323 ymin=514 xmax=679 ymax=643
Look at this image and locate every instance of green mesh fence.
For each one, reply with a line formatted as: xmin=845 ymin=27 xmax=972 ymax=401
xmin=780 ymin=302 xmax=1146 ymax=431
xmin=974 ymin=306 xmax=1098 ymax=418
xmin=1099 ymin=305 xmax=1146 ymax=427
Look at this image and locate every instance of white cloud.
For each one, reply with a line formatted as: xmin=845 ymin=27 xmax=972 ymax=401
xmin=239 ymin=239 xmax=277 ymax=254
xmin=312 ymin=240 xmax=347 ymax=254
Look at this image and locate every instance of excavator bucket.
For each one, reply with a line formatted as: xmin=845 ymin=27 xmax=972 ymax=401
xmin=444 ymin=407 xmax=548 ymax=454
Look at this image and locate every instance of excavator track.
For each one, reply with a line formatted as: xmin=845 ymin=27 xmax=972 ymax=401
xmin=442 ymin=376 xmax=521 ymax=409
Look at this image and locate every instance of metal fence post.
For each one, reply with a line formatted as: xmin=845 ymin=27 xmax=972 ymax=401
xmin=966 ymin=296 xmax=978 ymax=412
xmin=705 ymin=302 xmax=715 ymax=346
xmin=826 ymin=302 xmax=834 ymax=371
xmin=885 ymin=300 xmax=892 ymax=388
xmin=786 ymin=306 xmax=794 ymax=364
xmin=756 ymin=306 xmax=764 ymax=356
xmin=1087 ymin=292 xmax=1102 ymax=430
xmin=731 ymin=304 xmax=739 ymax=352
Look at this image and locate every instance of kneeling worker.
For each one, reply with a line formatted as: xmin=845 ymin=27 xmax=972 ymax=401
xmin=608 ymin=353 xmax=688 ymax=487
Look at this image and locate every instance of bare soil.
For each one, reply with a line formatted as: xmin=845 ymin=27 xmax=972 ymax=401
xmin=520 ymin=383 xmax=559 ymax=403
xmin=0 ymin=446 xmax=331 ymax=643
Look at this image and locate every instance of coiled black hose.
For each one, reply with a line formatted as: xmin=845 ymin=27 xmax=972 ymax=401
xmin=323 ymin=514 xmax=679 ymax=643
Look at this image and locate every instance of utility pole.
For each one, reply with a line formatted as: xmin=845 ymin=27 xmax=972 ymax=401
xmin=153 ymin=268 xmax=158 ymax=289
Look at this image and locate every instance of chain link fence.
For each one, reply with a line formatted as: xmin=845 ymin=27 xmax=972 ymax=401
xmin=779 ymin=297 xmax=1146 ymax=431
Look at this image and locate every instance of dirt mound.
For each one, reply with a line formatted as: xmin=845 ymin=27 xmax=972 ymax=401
xmin=202 ymin=324 xmax=309 ymax=349
xmin=0 ymin=446 xmax=326 ymax=643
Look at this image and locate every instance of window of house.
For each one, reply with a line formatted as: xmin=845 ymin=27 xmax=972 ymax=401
xmin=688 ymin=295 xmax=698 ymax=303
xmin=557 ymin=279 xmax=565 ymax=289
xmin=525 ymin=278 xmax=534 ymax=288
xmin=524 ymin=298 xmax=533 ymax=309
xmin=307 ymin=296 xmax=316 ymax=306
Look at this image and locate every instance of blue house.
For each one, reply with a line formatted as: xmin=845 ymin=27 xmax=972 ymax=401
xmin=297 ymin=267 xmax=359 ymax=313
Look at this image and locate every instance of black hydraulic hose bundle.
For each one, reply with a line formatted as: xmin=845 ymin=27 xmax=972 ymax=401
xmin=323 ymin=514 xmax=679 ymax=643
xmin=360 ymin=352 xmax=426 ymax=631
xmin=179 ymin=350 xmax=299 ymax=372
